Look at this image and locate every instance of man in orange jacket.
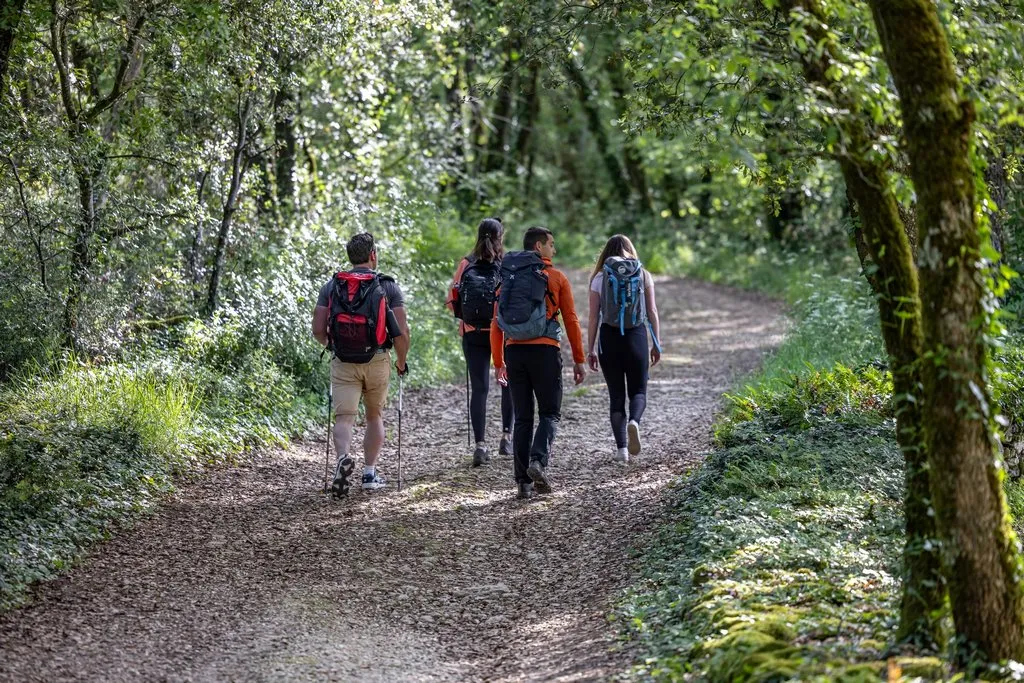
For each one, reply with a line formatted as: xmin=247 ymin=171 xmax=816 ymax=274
xmin=491 ymin=226 xmax=587 ymax=499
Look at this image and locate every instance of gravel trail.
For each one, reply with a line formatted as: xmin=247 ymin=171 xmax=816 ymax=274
xmin=0 ymin=273 xmax=785 ymax=681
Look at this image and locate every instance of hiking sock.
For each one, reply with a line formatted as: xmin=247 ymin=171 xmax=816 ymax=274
xmin=364 ymin=465 xmax=376 ymax=477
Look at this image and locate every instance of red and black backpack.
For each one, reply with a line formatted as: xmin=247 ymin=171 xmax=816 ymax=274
xmin=327 ymin=271 xmax=394 ymax=363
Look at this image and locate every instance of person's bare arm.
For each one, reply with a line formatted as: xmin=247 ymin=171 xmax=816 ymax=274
xmin=392 ymin=306 xmax=410 ymax=372
xmin=587 ymin=289 xmax=601 ymax=371
xmin=312 ymin=305 xmax=329 ymax=347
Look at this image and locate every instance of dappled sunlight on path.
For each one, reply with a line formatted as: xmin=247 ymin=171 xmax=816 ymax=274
xmin=0 ymin=273 xmax=785 ymax=682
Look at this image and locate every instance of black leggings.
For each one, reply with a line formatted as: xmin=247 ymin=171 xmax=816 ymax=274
xmin=598 ymin=324 xmax=649 ymax=448
xmin=463 ymin=331 xmax=513 ymax=443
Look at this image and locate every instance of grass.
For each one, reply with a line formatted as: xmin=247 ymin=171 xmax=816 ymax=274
xmin=0 ymin=321 xmax=322 ymax=611
xmin=616 ymin=232 xmax=1024 ymax=680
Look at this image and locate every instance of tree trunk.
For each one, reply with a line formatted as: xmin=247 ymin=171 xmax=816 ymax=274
xmin=187 ymin=168 xmax=210 ymax=291
xmin=564 ymin=58 xmax=631 ymax=207
xmin=273 ymin=77 xmax=298 ymax=214
xmin=783 ymin=0 xmax=945 ymax=649
xmin=984 ymin=151 xmax=1009 ymax=260
xmin=516 ymin=61 xmax=540 ymax=171
xmin=696 ymin=167 xmax=713 ymax=230
xmin=608 ymin=54 xmax=654 ymax=216
xmin=483 ymin=42 xmax=516 ymax=175
xmin=869 ymin=0 xmax=1024 ymax=662
xmin=205 ymin=97 xmax=252 ymax=316
xmin=0 ymin=0 xmax=25 ymax=91
xmin=61 ymin=166 xmax=96 ymax=352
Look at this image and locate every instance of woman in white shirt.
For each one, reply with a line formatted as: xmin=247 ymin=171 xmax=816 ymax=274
xmin=586 ymin=235 xmax=662 ymax=463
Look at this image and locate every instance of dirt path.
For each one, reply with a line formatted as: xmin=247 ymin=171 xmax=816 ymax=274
xmin=0 ymin=273 xmax=785 ymax=682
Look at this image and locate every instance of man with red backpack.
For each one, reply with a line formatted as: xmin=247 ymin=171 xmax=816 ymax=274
xmin=312 ymin=233 xmax=409 ymax=498
xmin=491 ymin=227 xmax=586 ymax=499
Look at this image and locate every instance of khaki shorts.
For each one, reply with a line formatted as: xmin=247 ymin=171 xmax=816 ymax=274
xmin=331 ymin=352 xmax=391 ymax=417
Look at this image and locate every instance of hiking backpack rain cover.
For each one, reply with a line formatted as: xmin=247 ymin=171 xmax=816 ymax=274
xmin=327 ymin=271 xmax=392 ymax=363
xmin=601 ymin=256 xmax=647 ymax=333
xmin=455 ymin=257 xmax=500 ymax=328
xmin=496 ymin=251 xmax=560 ymax=341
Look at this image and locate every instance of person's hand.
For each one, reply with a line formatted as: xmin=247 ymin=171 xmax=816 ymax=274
xmin=573 ymin=362 xmax=586 ymax=386
xmin=651 ymin=347 xmax=661 ymax=367
xmin=495 ymin=366 xmax=508 ymax=387
xmin=396 ymin=359 xmax=409 ymax=376
xmin=587 ymin=351 xmax=599 ymax=372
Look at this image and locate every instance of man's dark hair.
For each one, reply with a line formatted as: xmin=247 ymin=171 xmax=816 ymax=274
xmin=523 ymin=226 xmax=553 ymax=252
xmin=347 ymin=232 xmax=376 ymax=265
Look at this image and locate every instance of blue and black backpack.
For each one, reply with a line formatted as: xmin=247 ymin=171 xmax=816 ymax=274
xmin=496 ymin=251 xmax=561 ymax=341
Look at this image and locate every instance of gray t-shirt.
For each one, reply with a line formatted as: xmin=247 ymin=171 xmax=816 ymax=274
xmin=317 ymin=268 xmax=405 ymax=310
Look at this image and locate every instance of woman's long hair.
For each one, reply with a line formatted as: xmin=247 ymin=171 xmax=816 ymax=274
xmin=469 ymin=217 xmax=504 ymax=264
xmin=590 ymin=234 xmax=638 ymax=283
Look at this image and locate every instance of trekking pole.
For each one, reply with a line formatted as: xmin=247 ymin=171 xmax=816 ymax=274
xmin=398 ymin=371 xmax=404 ymax=492
xmin=324 ymin=385 xmax=332 ymax=494
xmin=465 ymin=360 xmax=471 ymax=447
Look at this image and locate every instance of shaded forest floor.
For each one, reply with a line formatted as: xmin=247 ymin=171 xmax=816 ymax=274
xmin=0 ymin=273 xmax=785 ymax=681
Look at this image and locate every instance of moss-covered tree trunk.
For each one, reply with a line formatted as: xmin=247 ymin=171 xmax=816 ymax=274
xmin=868 ymin=0 xmax=1024 ymax=662
xmin=782 ymin=0 xmax=945 ymax=649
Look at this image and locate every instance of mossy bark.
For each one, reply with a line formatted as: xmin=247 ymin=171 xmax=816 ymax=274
xmin=869 ymin=0 xmax=1024 ymax=662
xmin=782 ymin=0 xmax=945 ymax=649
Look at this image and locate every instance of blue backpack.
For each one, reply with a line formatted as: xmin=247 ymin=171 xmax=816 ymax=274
xmin=601 ymin=257 xmax=646 ymax=333
xmin=600 ymin=257 xmax=663 ymax=352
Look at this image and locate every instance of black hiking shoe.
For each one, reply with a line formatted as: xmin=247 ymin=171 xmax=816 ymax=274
xmin=472 ymin=446 xmax=490 ymax=467
xmin=499 ymin=433 xmax=512 ymax=456
xmin=517 ymin=482 xmax=535 ymax=500
xmin=331 ymin=455 xmax=355 ymax=499
xmin=526 ymin=460 xmax=552 ymax=494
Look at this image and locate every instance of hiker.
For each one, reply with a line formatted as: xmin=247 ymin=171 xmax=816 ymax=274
xmin=491 ymin=226 xmax=586 ymax=499
xmin=447 ymin=217 xmax=514 ymax=467
xmin=312 ymin=232 xmax=410 ymax=497
xmin=586 ymin=234 xmax=661 ymax=463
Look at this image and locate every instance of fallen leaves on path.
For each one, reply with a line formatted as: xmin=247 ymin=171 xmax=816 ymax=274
xmin=0 ymin=273 xmax=785 ymax=682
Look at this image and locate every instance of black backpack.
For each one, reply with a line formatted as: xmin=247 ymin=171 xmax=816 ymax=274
xmin=496 ymin=251 xmax=560 ymax=341
xmin=327 ymin=270 xmax=394 ymax=363
xmin=455 ymin=257 xmax=500 ymax=328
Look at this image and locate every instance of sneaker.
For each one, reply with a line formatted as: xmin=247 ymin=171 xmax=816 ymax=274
xmin=627 ymin=420 xmax=642 ymax=456
xmin=613 ymin=447 xmax=629 ymax=464
xmin=499 ymin=433 xmax=512 ymax=456
xmin=517 ymin=481 xmax=535 ymax=500
xmin=526 ymin=460 xmax=552 ymax=494
xmin=331 ymin=455 xmax=355 ymax=499
xmin=362 ymin=471 xmax=388 ymax=491
xmin=472 ymin=446 xmax=490 ymax=468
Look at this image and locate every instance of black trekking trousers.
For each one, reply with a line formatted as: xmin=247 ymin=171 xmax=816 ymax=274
xmin=505 ymin=344 xmax=563 ymax=484
xmin=598 ymin=324 xmax=649 ymax=448
xmin=463 ymin=331 xmax=513 ymax=443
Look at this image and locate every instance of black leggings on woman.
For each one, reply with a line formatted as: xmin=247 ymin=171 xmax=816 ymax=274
xmin=463 ymin=331 xmax=513 ymax=443
xmin=598 ymin=324 xmax=649 ymax=448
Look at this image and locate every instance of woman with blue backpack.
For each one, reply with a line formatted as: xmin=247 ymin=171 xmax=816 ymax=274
xmin=448 ymin=218 xmax=513 ymax=467
xmin=586 ymin=234 xmax=662 ymax=463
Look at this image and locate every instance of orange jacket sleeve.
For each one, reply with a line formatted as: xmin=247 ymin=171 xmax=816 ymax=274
xmin=447 ymin=258 xmax=468 ymax=312
xmin=553 ymin=269 xmax=586 ymax=363
xmin=490 ymin=300 xmax=505 ymax=368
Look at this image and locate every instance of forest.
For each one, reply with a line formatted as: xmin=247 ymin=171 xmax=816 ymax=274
xmin=3 ymin=0 xmax=1024 ymax=680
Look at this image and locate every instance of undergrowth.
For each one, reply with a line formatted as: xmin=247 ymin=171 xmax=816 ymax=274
xmin=618 ymin=241 xmax=1024 ymax=680
xmin=0 ymin=319 xmax=321 ymax=611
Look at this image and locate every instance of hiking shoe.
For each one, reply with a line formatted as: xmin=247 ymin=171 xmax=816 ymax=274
xmin=627 ymin=420 xmax=642 ymax=456
xmin=472 ymin=446 xmax=490 ymax=468
xmin=331 ymin=455 xmax=355 ymax=499
xmin=517 ymin=482 xmax=535 ymax=500
xmin=362 ymin=471 xmax=387 ymax=491
xmin=613 ymin=447 xmax=629 ymax=464
xmin=499 ymin=433 xmax=512 ymax=456
xmin=526 ymin=460 xmax=552 ymax=494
